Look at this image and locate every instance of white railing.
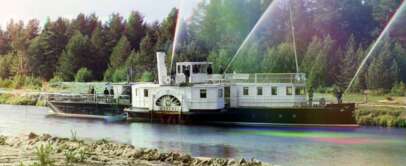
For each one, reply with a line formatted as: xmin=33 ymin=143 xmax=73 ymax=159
xmin=207 ymin=73 xmax=306 ymax=84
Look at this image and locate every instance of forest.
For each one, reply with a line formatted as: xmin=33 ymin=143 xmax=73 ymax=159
xmin=0 ymin=0 xmax=405 ymax=95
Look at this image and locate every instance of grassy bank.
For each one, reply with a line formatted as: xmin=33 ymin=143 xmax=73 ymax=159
xmin=0 ymin=93 xmax=45 ymax=106
xmin=355 ymin=105 xmax=406 ymax=127
xmin=0 ymin=133 xmax=268 ymax=166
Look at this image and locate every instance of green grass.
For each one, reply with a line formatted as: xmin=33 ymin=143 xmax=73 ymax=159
xmin=0 ymin=94 xmax=38 ymax=105
xmin=355 ymin=106 xmax=406 ymax=127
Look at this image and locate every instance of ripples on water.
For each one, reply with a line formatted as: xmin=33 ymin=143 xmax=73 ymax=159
xmin=0 ymin=105 xmax=405 ymax=166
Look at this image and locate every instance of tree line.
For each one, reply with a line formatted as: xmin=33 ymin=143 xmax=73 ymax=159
xmin=0 ymin=9 xmax=177 ymax=83
xmin=0 ymin=0 xmax=405 ymax=94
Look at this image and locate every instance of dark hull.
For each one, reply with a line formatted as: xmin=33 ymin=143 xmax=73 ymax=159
xmin=47 ymin=101 xmax=126 ymax=117
xmin=127 ymin=104 xmax=357 ymax=126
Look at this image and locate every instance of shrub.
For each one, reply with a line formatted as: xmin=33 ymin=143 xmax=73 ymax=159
xmin=74 ymin=68 xmax=93 ymax=82
xmin=8 ymin=75 xmax=42 ymax=89
xmin=141 ymin=71 xmax=154 ymax=82
xmin=112 ymin=67 xmax=127 ymax=82
xmin=390 ymin=82 xmax=406 ymax=96
xmin=0 ymin=94 xmax=37 ymax=105
xmin=0 ymin=79 xmax=12 ymax=88
xmin=103 ymin=68 xmax=114 ymax=82
xmin=49 ymin=75 xmax=63 ymax=84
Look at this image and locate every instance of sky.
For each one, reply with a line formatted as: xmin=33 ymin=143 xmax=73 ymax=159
xmin=0 ymin=0 xmax=200 ymax=28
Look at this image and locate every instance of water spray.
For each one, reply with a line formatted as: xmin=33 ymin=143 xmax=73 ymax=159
xmin=345 ymin=1 xmax=406 ymax=93
xmin=223 ymin=0 xmax=281 ymax=74
xmin=170 ymin=0 xmax=185 ymax=73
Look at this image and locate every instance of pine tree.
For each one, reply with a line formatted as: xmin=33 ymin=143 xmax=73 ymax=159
xmin=109 ymin=36 xmax=131 ymax=69
xmin=367 ymin=42 xmax=399 ymax=90
xmin=57 ymin=31 xmax=93 ymax=81
xmin=337 ymin=35 xmax=357 ymax=88
xmin=138 ymin=31 xmax=158 ymax=71
xmin=125 ymin=11 xmax=146 ymax=51
xmin=393 ymin=42 xmax=406 ymax=82
xmin=90 ymin=23 xmax=109 ymax=79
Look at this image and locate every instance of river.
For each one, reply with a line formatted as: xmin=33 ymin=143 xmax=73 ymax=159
xmin=0 ymin=104 xmax=405 ymax=166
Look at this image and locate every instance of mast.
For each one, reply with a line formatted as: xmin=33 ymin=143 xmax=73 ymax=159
xmin=289 ymin=0 xmax=300 ymax=73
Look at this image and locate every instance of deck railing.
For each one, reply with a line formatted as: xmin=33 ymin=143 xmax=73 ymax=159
xmin=208 ymin=73 xmax=306 ymax=84
xmin=47 ymin=93 xmax=131 ymax=105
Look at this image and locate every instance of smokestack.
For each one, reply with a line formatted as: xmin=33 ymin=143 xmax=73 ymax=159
xmin=156 ymin=52 xmax=170 ymax=85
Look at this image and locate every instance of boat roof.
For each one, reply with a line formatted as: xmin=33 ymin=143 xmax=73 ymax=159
xmin=176 ymin=62 xmax=213 ymax=65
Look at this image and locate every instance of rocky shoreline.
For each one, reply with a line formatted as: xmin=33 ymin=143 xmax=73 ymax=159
xmin=0 ymin=133 xmax=270 ymax=166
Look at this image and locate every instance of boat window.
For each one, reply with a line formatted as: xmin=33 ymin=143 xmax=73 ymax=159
xmin=200 ymin=89 xmax=207 ymax=98
xmin=271 ymin=87 xmax=278 ymax=96
xmin=243 ymin=87 xmax=249 ymax=96
xmin=286 ymin=87 xmax=293 ymax=95
xmin=193 ymin=65 xmax=199 ymax=73
xmin=177 ymin=65 xmax=181 ymax=73
xmin=218 ymin=89 xmax=223 ymax=98
xmin=295 ymin=87 xmax=305 ymax=95
xmin=257 ymin=87 xmax=263 ymax=96
xmin=144 ymin=89 xmax=149 ymax=97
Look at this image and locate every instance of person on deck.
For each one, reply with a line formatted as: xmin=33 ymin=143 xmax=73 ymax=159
xmin=109 ymin=88 xmax=114 ymax=96
xmin=103 ymin=87 xmax=109 ymax=95
xmin=308 ymin=86 xmax=314 ymax=106
xmin=335 ymin=87 xmax=343 ymax=104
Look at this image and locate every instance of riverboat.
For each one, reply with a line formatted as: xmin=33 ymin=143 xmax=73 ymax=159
xmin=124 ymin=52 xmax=357 ymax=126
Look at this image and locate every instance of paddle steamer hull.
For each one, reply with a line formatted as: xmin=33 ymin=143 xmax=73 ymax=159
xmin=126 ymin=103 xmax=356 ymax=126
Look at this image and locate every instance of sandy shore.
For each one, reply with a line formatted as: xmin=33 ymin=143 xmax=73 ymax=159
xmin=0 ymin=133 xmax=269 ymax=166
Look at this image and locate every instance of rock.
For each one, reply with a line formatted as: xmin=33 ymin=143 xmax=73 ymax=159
xmin=40 ymin=134 xmax=52 ymax=141
xmin=180 ymin=154 xmax=192 ymax=163
xmin=28 ymin=132 xmax=38 ymax=139
xmin=227 ymin=159 xmax=237 ymax=166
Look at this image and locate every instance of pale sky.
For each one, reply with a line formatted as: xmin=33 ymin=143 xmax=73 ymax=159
xmin=0 ymin=0 xmax=200 ymax=28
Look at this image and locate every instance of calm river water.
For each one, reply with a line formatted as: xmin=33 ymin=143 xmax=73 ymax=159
xmin=0 ymin=104 xmax=405 ymax=166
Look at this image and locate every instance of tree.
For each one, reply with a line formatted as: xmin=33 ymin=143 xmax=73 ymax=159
xmin=90 ymin=23 xmax=109 ymax=79
xmin=0 ymin=28 xmax=11 ymax=55
xmin=109 ymin=36 xmax=131 ymax=69
xmin=138 ymin=30 xmax=158 ymax=71
xmin=125 ymin=11 xmax=146 ymax=51
xmin=57 ymin=31 xmax=93 ymax=81
xmin=367 ymin=42 xmax=399 ymax=90
xmin=262 ymin=43 xmax=296 ymax=73
xmin=7 ymin=19 xmax=40 ymax=75
xmin=393 ymin=42 xmax=406 ymax=82
xmin=337 ymin=36 xmax=359 ymax=88
xmin=105 ymin=13 xmax=124 ymax=54
xmin=304 ymin=36 xmax=334 ymax=88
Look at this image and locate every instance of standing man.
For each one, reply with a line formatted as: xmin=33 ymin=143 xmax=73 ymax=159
xmin=308 ymin=86 xmax=314 ymax=106
xmin=335 ymin=86 xmax=343 ymax=104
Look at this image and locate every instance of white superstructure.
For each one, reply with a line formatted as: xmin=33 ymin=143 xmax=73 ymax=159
xmin=126 ymin=52 xmax=307 ymax=114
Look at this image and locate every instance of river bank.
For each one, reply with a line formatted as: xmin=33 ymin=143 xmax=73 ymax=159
xmin=0 ymin=133 xmax=267 ymax=166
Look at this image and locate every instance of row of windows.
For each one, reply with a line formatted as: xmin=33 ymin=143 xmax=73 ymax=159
xmin=135 ymin=88 xmax=223 ymax=99
xmin=243 ymin=86 xmax=305 ymax=96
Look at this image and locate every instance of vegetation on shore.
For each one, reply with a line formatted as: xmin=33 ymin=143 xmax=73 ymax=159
xmin=355 ymin=106 xmax=406 ymax=127
xmin=0 ymin=133 xmax=268 ymax=166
